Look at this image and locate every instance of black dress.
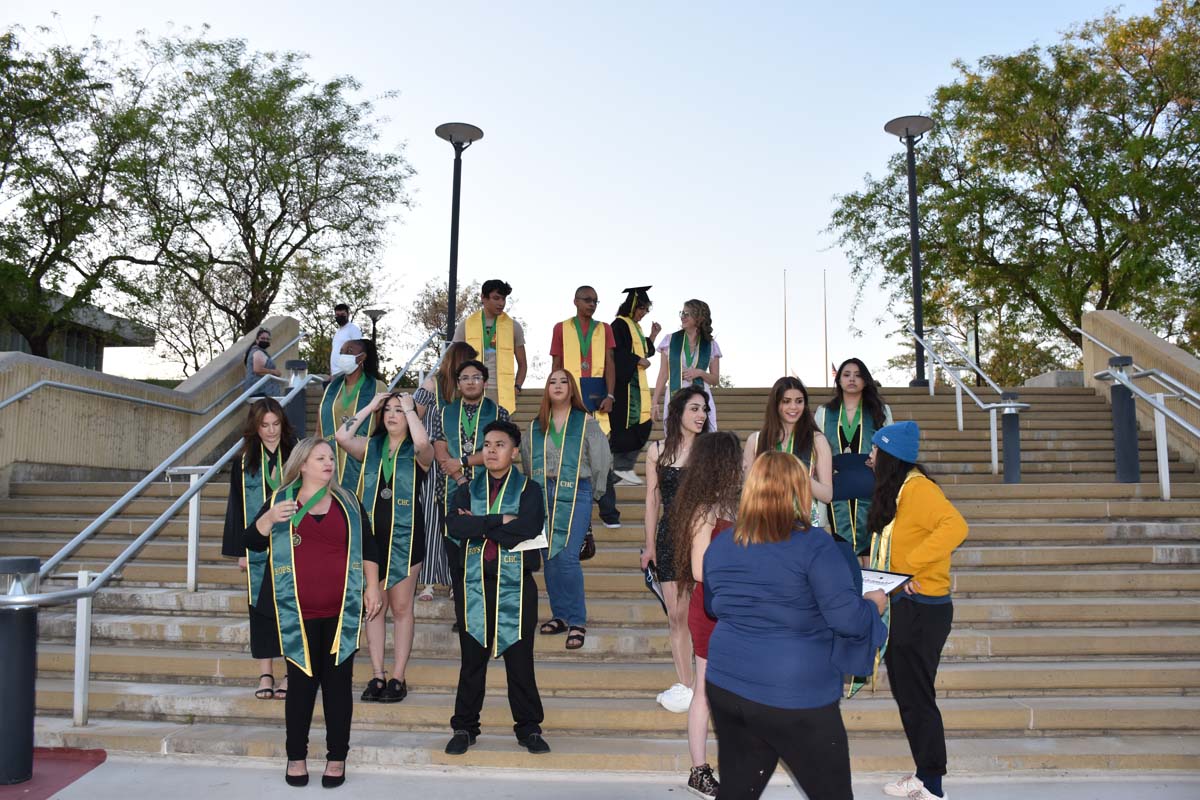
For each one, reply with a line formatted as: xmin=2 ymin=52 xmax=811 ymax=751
xmin=371 ymin=464 xmax=429 ymax=585
xmin=653 ymin=465 xmax=686 ymax=582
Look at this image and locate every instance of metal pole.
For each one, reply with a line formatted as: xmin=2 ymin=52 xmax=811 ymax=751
xmin=186 ymin=473 xmax=201 ymax=592
xmin=73 ymin=569 xmax=92 ymax=727
xmin=0 ymin=556 xmax=39 ymax=784
xmin=1001 ymin=392 xmax=1022 ymax=484
xmin=822 ymin=268 xmax=829 ymax=387
xmin=783 ymin=269 xmax=788 ymax=375
xmin=445 ymin=143 xmax=465 ymax=341
xmin=1109 ymin=356 xmax=1141 ymax=483
xmin=989 ymin=408 xmax=999 ymax=475
xmin=973 ymin=307 xmax=982 ymax=387
xmin=1153 ymin=392 xmax=1171 ymax=500
xmin=904 ymin=133 xmax=928 ymax=388
xmin=955 ymin=383 xmax=963 ymax=431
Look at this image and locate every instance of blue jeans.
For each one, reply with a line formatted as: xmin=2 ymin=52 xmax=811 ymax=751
xmin=543 ymin=478 xmax=592 ymax=628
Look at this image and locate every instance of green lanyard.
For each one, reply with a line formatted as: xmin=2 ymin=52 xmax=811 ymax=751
xmin=487 ymin=472 xmax=512 ymax=514
xmin=573 ymin=318 xmax=596 ymax=354
xmin=549 ymin=416 xmax=566 ymax=451
xmin=336 ymin=373 xmax=367 ymax=420
xmin=839 ymin=403 xmax=862 ymax=447
xmin=483 ymin=314 xmax=496 ymax=350
xmin=262 ymin=445 xmax=280 ymax=491
xmin=291 ymin=486 xmax=328 ymax=527
xmin=382 ymin=436 xmax=398 ymax=483
xmin=682 ymin=333 xmax=694 ymax=366
xmin=776 ymin=431 xmax=794 ymax=454
xmin=461 ymin=403 xmax=479 ymax=443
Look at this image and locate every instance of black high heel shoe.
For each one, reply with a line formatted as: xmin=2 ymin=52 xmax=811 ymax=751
xmin=322 ymin=761 xmax=346 ymax=789
xmin=285 ymin=760 xmax=309 ymax=787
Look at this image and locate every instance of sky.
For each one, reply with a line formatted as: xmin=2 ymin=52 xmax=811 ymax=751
xmin=9 ymin=0 xmax=1160 ymax=387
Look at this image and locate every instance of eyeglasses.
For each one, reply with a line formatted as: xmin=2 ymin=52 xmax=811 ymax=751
xmin=458 ymin=375 xmax=485 ymax=383
xmin=575 ymin=297 xmax=599 ymax=305
xmin=679 ymin=311 xmax=693 ymax=319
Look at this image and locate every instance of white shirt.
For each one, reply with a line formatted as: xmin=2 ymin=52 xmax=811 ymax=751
xmin=330 ymin=321 xmax=363 ymax=375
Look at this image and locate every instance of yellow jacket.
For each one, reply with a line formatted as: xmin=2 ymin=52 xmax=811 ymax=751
xmin=888 ymin=475 xmax=968 ymax=597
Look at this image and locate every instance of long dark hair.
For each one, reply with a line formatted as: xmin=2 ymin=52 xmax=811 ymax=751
xmin=241 ymin=398 xmax=296 ymax=473
xmin=755 ymin=377 xmax=818 ymax=460
xmin=827 ymin=357 xmax=887 ymax=429
xmin=670 ymin=432 xmax=743 ymax=597
xmin=658 ymin=388 xmax=711 ymax=478
xmin=358 ymin=338 xmax=383 ymax=382
xmin=369 ymin=391 xmax=412 ymax=440
xmin=867 ymin=448 xmax=935 ymax=535
xmin=438 ymin=342 xmax=478 ymax=400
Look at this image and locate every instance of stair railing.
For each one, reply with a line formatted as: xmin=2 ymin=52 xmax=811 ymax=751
xmin=908 ymin=327 xmax=1030 ymax=479
xmin=1076 ymin=326 xmax=1200 ymax=500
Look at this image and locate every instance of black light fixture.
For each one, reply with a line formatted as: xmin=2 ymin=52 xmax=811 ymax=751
xmin=363 ymin=308 xmax=387 ymax=345
xmin=435 ymin=122 xmax=485 ymax=341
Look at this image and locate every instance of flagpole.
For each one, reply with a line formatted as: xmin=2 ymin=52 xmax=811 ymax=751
xmin=823 ymin=268 xmax=830 ymax=388
xmin=783 ymin=269 xmax=789 ymax=375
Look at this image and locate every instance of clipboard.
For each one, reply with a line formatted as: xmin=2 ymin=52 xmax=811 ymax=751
xmin=510 ymin=533 xmax=549 ymax=552
xmin=860 ymin=568 xmax=912 ymax=595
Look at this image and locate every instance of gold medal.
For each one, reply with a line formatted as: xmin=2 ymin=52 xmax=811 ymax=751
xmin=844 ymin=446 xmax=852 ymax=454
xmin=291 ymin=533 xmax=302 ymax=547
xmin=380 ymin=487 xmax=392 ymax=500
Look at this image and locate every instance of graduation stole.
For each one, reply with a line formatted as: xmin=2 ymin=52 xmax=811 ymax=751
xmin=847 ymin=469 xmax=919 ymax=699
xmin=668 ymin=330 xmax=711 ymax=395
xmin=269 ymin=483 xmax=364 ymax=677
xmin=441 ymin=398 xmax=499 ymax=516
xmin=774 ymin=432 xmax=820 ymax=526
xmin=241 ymin=444 xmax=284 ymax=606
xmin=617 ymin=316 xmax=652 ymax=427
xmin=319 ymin=372 xmax=376 ymax=490
xmin=465 ymin=310 xmax=516 ymax=412
xmin=561 ymin=316 xmax=610 ymax=433
xmin=457 ymin=467 xmax=527 ymax=657
xmin=530 ymin=409 xmax=587 ymax=559
xmin=358 ymin=434 xmax=418 ymax=589
xmin=820 ymin=403 xmax=879 ymax=552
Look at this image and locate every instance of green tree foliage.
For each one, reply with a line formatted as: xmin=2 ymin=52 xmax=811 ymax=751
xmin=284 ymin=256 xmax=378 ymax=375
xmin=828 ymin=0 xmax=1200 ymax=379
xmin=0 ymin=30 xmax=154 ymax=357
xmin=123 ymin=34 xmax=414 ymax=339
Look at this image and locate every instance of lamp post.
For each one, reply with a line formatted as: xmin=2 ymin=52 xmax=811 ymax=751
xmin=884 ymin=115 xmax=934 ymax=387
xmin=435 ymin=122 xmax=485 ymax=341
xmin=363 ymin=308 xmax=387 ymax=345
xmin=966 ymin=302 xmax=985 ymax=387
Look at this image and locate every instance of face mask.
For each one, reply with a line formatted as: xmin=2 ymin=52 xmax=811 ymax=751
xmin=335 ymin=315 xmax=348 ymax=326
xmin=257 ymin=340 xmax=270 ymax=349
xmin=333 ymin=353 xmax=360 ymax=374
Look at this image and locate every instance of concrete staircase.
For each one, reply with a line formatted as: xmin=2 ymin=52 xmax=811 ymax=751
xmin=6 ymin=386 xmax=1200 ymax=772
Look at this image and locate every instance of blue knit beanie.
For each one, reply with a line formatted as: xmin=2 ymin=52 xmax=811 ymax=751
xmin=872 ymin=420 xmax=920 ymax=463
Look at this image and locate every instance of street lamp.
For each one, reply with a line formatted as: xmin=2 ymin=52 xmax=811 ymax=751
xmin=435 ymin=122 xmax=485 ymax=341
xmin=884 ymin=114 xmax=934 ymax=387
xmin=966 ymin=302 xmax=986 ymax=387
xmin=363 ymin=308 xmax=387 ymax=345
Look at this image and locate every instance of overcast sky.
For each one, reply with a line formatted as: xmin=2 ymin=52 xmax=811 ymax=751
xmin=9 ymin=0 xmax=1157 ymax=387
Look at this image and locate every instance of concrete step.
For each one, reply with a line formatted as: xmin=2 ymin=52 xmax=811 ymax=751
xmin=34 ymin=717 xmax=1200 ymax=773
xmin=32 ymin=679 xmax=1200 ymax=735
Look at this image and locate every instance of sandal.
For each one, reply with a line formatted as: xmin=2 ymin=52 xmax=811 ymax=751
xmin=274 ymin=675 xmax=288 ymax=700
xmin=565 ymin=626 xmax=586 ymax=650
xmin=417 ymin=585 xmax=435 ymax=602
xmin=255 ymin=673 xmax=275 ymax=700
xmin=539 ymin=618 xmax=568 ymax=635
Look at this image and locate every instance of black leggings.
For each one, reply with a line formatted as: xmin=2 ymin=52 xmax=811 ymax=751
xmin=284 ymin=616 xmax=356 ymax=761
xmin=884 ymin=598 xmax=954 ymax=777
xmin=707 ymin=682 xmax=852 ymax=800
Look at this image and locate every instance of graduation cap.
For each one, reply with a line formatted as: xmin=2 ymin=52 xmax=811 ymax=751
xmin=622 ymin=285 xmax=653 ymax=310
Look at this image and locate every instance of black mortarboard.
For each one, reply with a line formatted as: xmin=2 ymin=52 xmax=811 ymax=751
xmin=621 ymin=285 xmax=653 ymax=308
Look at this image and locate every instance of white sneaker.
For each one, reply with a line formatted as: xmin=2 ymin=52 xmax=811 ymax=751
xmin=884 ymin=775 xmax=924 ymax=797
xmin=906 ymin=789 xmax=947 ymax=800
xmin=614 ymin=469 xmax=644 ymax=486
xmin=603 ymin=521 xmax=621 ymax=529
xmin=656 ymin=683 xmax=693 ymax=713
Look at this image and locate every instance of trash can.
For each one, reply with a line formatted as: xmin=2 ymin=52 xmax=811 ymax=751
xmin=0 ymin=556 xmax=40 ymax=785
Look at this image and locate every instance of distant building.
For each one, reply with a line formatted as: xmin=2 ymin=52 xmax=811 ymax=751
xmin=0 ymin=295 xmax=155 ymax=371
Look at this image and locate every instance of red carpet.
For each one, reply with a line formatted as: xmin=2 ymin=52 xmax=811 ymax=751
xmin=0 ymin=748 xmax=107 ymax=800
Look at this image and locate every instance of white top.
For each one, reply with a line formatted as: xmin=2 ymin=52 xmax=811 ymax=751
xmin=330 ymin=321 xmax=364 ymax=375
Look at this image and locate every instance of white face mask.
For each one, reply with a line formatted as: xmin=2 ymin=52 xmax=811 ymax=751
xmin=333 ymin=353 xmax=360 ymax=374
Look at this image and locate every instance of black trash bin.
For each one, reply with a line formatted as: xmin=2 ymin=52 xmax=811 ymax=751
xmin=0 ymin=556 xmax=40 ymax=785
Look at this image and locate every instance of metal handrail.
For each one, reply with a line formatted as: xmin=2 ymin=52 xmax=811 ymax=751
xmin=1096 ymin=369 xmax=1200 ymax=440
xmin=387 ymin=331 xmax=444 ymax=391
xmin=1071 ymin=325 xmax=1200 ymax=409
xmin=924 ymin=328 xmax=1007 ymax=398
xmin=0 ymin=332 xmax=306 ymax=414
xmin=908 ymin=327 xmax=1030 ymax=476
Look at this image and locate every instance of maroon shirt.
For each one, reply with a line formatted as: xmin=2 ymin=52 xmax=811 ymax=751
xmin=294 ymin=509 xmax=349 ymax=619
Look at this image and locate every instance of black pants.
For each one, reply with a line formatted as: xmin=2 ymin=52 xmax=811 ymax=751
xmin=450 ymin=572 xmax=544 ymax=739
xmin=884 ymin=598 xmax=954 ymax=777
xmin=707 ymin=682 xmax=852 ymax=800
xmin=595 ymin=470 xmax=620 ymax=524
xmin=284 ymin=616 xmax=355 ymax=761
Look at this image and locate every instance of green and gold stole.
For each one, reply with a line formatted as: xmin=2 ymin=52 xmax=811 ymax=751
xmin=667 ymin=330 xmax=711 ymax=395
xmin=449 ymin=467 xmax=528 ymax=657
xmin=617 ymin=316 xmax=652 ymax=427
xmin=358 ymin=434 xmax=418 ymax=589
xmin=775 ymin=433 xmax=820 ymax=525
xmin=530 ymin=409 xmax=587 ymax=559
xmin=268 ymin=483 xmax=364 ymax=677
xmin=846 ymin=469 xmax=918 ymax=699
xmin=241 ymin=444 xmax=283 ymax=606
xmin=822 ymin=402 xmax=879 ymax=552
xmin=440 ymin=397 xmax=499 ymax=516
xmin=319 ymin=372 xmax=376 ymax=490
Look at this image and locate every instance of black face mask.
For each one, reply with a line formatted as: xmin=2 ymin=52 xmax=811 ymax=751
xmin=257 ymin=340 xmax=270 ymax=349
xmin=335 ymin=315 xmax=348 ymax=326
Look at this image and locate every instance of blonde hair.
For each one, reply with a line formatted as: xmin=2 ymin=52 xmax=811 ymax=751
xmin=279 ymin=436 xmax=359 ymax=507
xmin=734 ymin=451 xmax=812 ymax=545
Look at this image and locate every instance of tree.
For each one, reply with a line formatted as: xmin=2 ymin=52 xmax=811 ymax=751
xmin=124 ymin=34 xmax=413 ymax=342
xmin=284 ymin=256 xmax=378 ymax=374
xmin=828 ymin=0 xmax=1200 ymax=377
xmin=0 ymin=29 xmax=155 ymax=357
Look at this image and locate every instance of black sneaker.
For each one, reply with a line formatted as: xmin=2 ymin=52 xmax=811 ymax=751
xmin=360 ymin=677 xmax=385 ymax=702
xmin=517 ymin=733 xmax=551 ymax=754
xmin=379 ymin=678 xmax=407 ymax=703
xmin=687 ymin=763 xmax=719 ymax=799
xmin=444 ymin=729 xmax=476 ymax=755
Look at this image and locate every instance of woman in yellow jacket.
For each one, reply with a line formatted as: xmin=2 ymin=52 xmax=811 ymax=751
xmin=866 ymin=421 xmax=967 ymax=800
